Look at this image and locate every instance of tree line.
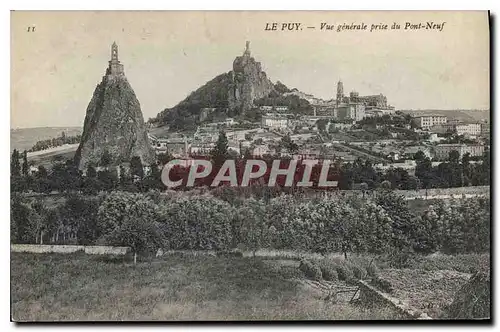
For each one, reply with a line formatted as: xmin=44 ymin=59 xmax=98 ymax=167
xmin=11 ymin=189 xmax=490 ymax=260
xmin=10 ymin=148 xmax=169 ymax=195
xmin=10 ymin=131 xmax=491 ymax=195
xmin=28 ymin=131 xmax=82 ymax=152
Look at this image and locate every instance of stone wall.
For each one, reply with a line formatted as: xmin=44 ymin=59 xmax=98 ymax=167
xmin=11 ymin=244 xmax=85 ymax=254
xmin=357 ymin=280 xmax=432 ymax=320
xmin=11 ymin=244 xmax=130 ymax=255
xmin=84 ymin=246 xmax=131 ymax=255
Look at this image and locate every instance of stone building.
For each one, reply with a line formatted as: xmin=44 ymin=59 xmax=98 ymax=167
xmin=434 ymin=144 xmax=485 ymax=161
xmin=106 ymin=42 xmax=124 ymax=76
xmin=411 ymin=115 xmax=448 ymax=129
xmin=261 ymin=114 xmax=290 ymax=130
xmin=349 ymin=91 xmax=388 ymax=108
xmin=336 ymin=103 xmax=366 ymax=121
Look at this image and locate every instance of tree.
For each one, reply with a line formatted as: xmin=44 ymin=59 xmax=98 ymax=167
xmin=415 ymin=157 xmax=433 ymax=189
xmin=316 ymin=119 xmax=328 ymax=132
xmin=49 ymin=160 xmax=82 ymax=192
xmin=414 ymin=150 xmax=426 ymax=161
xmin=11 ymin=149 xmax=21 ymax=177
xmin=157 ymin=152 xmax=173 ymax=166
xmin=100 ymin=149 xmax=112 ymax=168
xmin=86 ymin=165 xmax=97 ymax=178
xmin=22 ymin=150 xmax=29 ymax=177
xmin=462 ymin=153 xmax=472 ymax=186
xmin=83 ymin=165 xmax=101 ymax=194
xmin=160 ymin=196 xmax=234 ymax=251
xmin=356 ymin=201 xmax=393 ymax=255
xmin=97 ymin=169 xmax=118 ymax=191
xmin=375 ymin=191 xmax=415 ymax=255
xmin=11 ymin=195 xmax=30 ymax=243
xmin=33 ymin=165 xmax=52 ymax=193
xmin=449 ymin=150 xmax=460 ymax=164
xmin=37 ymin=165 xmax=48 ymax=178
xmin=143 ymin=163 xmax=163 ymax=191
xmin=211 ymin=131 xmax=229 ymax=166
xmin=359 ymin=182 xmax=369 ymax=199
xmin=130 ymin=156 xmax=144 ymax=180
xmin=280 ymin=135 xmax=299 ymax=154
xmin=97 ymin=192 xmax=165 ymax=262
xmin=238 ymin=198 xmax=269 ymax=257
xmin=62 ymin=195 xmax=102 ymax=245
xmin=380 ymin=180 xmax=392 ymax=190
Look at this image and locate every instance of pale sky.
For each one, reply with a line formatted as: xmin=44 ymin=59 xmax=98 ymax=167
xmin=11 ymin=11 xmax=489 ymax=128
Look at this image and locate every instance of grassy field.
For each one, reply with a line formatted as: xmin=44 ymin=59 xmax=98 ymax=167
xmin=11 ymin=253 xmax=398 ymax=321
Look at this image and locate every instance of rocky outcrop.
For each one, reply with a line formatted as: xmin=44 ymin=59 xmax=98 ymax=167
xmin=74 ymin=43 xmax=155 ymax=169
xmin=153 ymin=41 xmax=276 ymax=130
xmin=227 ymin=41 xmax=275 ymax=112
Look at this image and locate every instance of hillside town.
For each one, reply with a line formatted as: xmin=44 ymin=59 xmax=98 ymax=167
xmin=10 ymin=10 xmax=491 ymax=322
xmin=148 ymin=79 xmax=489 ymax=182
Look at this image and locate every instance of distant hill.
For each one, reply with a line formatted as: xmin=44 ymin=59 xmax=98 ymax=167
xmin=399 ymin=109 xmax=490 ymax=123
xmin=10 ymin=127 xmax=82 ymax=152
xmin=150 ymin=42 xmax=312 ymax=131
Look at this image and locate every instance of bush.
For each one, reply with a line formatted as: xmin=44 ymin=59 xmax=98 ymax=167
xmin=350 ymin=264 xmax=367 ymax=280
xmin=161 ymin=196 xmax=234 ymax=250
xmin=366 ymin=263 xmax=379 ymax=278
xmin=280 ymin=265 xmax=304 ymax=279
xmin=316 ymin=259 xmax=338 ymax=281
xmin=299 ymin=259 xmax=322 ymax=281
xmin=370 ymin=276 xmax=394 ymax=293
xmin=97 ymin=192 xmax=165 ymax=256
xmin=335 ymin=263 xmax=354 ymax=281
xmin=321 ymin=265 xmax=338 ymax=282
xmin=443 ymin=271 xmax=490 ymax=319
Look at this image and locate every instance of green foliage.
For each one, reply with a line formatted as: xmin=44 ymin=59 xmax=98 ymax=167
xmin=350 ymin=263 xmax=367 ymax=280
xmin=9 ymin=189 xmax=490 ymax=260
xmin=335 ymin=263 xmax=354 ymax=281
xmin=129 ymin=156 xmax=144 ymax=179
xmin=279 ymin=135 xmax=299 ymax=154
xmin=366 ymin=263 xmax=379 ymax=278
xmin=22 ymin=150 xmax=29 ymax=177
xmin=274 ymin=81 xmax=291 ymax=94
xmin=61 ymin=195 xmax=101 ymax=245
xmin=237 ymin=198 xmax=270 ymax=256
xmin=153 ymin=73 xmax=233 ymax=130
xmin=11 ymin=149 xmax=21 ymax=177
xmin=28 ymin=132 xmax=81 ymax=153
xmin=299 ymin=259 xmax=322 ymax=281
xmin=316 ymin=259 xmax=338 ymax=281
xmin=210 ymin=131 xmax=229 ymax=166
xmin=161 ymin=196 xmax=234 ymax=250
xmin=370 ymin=276 xmax=394 ymax=293
xmin=97 ymin=191 xmax=164 ymax=256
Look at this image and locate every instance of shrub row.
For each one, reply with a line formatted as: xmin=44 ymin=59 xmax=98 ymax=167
xmin=11 ymin=191 xmax=490 ymax=258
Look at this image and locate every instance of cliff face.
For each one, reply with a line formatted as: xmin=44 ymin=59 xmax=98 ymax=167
xmin=75 ymin=45 xmax=155 ymax=169
xmin=228 ymin=52 xmax=275 ymax=112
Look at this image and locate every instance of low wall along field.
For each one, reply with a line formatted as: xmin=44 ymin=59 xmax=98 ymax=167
xmin=11 ymin=244 xmax=131 ymax=256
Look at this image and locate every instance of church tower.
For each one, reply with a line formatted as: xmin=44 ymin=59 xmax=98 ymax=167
xmin=107 ymin=42 xmax=124 ymax=76
xmin=336 ymin=80 xmax=344 ymax=106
